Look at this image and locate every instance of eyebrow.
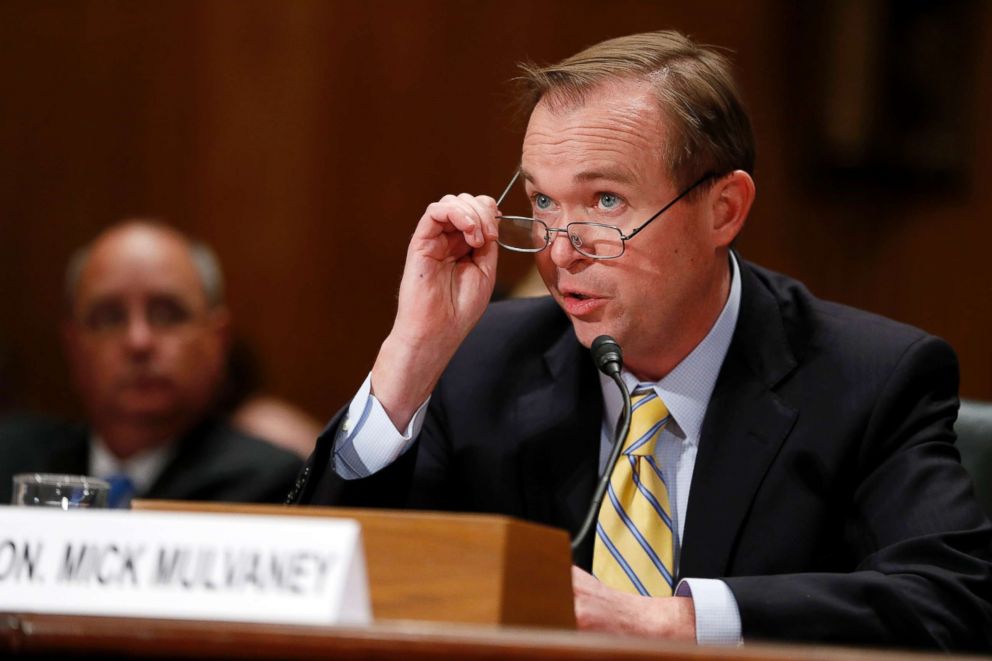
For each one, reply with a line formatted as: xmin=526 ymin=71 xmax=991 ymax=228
xmin=517 ymin=165 xmax=637 ymax=187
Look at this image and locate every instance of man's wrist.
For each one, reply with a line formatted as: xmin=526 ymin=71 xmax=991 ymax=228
xmin=653 ymin=596 xmax=696 ymax=641
xmin=370 ymin=334 xmax=446 ymax=430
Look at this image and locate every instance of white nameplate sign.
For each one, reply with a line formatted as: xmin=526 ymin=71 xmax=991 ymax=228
xmin=0 ymin=507 xmax=371 ymax=626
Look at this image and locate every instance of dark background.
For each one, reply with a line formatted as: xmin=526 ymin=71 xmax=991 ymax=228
xmin=1 ymin=0 xmax=990 ymax=423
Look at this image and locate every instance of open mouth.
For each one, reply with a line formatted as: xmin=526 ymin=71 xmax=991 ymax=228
xmin=560 ymin=290 xmax=605 ymax=316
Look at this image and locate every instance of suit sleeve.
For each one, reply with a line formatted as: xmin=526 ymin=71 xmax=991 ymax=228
xmin=726 ymin=336 xmax=992 ymax=651
xmin=295 ymin=391 xmax=453 ymax=510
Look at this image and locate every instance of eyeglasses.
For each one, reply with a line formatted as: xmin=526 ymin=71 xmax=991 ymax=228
xmin=494 ymin=171 xmax=714 ymax=260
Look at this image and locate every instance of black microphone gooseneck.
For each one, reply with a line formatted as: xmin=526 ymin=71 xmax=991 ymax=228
xmin=571 ymin=335 xmax=632 ymax=556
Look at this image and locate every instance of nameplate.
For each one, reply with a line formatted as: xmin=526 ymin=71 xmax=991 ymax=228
xmin=0 ymin=507 xmax=371 ymax=626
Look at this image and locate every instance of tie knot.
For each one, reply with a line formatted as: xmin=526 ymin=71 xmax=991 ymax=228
xmin=623 ymin=388 xmax=669 ymax=456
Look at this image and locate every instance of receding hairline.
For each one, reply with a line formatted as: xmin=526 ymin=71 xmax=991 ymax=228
xmin=513 ymin=31 xmax=735 ymax=113
xmin=65 ymin=219 xmax=226 ymax=312
xmin=511 ymin=30 xmax=755 ymax=191
xmin=520 ymin=76 xmax=668 ymax=185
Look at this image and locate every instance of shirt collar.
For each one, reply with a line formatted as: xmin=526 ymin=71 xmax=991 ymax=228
xmin=599 ymin=252 xmax=742 ymax=446
xmin=88 ymin=435 xmax=176 ymax=495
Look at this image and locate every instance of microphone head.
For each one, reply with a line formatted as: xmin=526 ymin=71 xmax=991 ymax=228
xmin=591 ymin=335 xmax=623 ymax=377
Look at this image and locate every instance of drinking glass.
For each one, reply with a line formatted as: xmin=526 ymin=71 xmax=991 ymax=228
xmin=11 ymin=473 xmax=110 ymax=509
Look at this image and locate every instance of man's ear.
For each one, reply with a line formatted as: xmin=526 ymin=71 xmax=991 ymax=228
xmin=709 ymin=170 xmax=755 ymax=247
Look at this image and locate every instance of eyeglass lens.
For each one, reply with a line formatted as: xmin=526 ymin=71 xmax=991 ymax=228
xmin=496 ymin=217 xmax=624 ymax=258
xmin=567 ymin=223 xmax=624 ymax=258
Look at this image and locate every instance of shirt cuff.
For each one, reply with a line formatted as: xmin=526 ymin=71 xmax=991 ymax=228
xmin=675 ymin=578 xmax=742 ymax=646
xmin=333 ymin=373 xmax=430 ymax=478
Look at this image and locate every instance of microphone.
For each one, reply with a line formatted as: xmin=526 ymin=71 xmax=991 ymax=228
xmin=591 ymin=335 xmax=623 ymax=377
xmin=571 ymin=335 xmax=632 ymax=557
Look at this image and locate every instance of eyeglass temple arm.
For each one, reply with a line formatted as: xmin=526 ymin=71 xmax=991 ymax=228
xmin=621 ymin=172 xmax=715 ymax=241
xmin=496 ymin=170 xmax=522 ymax=208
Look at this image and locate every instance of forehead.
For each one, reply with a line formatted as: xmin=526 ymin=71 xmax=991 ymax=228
xmin=520 ymin=78 xmax=670 ymax=190
xmin=75 ymin=227 xmax=206 ymax=309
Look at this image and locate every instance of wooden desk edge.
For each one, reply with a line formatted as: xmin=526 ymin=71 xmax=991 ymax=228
xmin=2 ymin=613 xmax=983 ymax=661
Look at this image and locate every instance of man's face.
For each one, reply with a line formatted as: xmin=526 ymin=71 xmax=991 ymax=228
xmin=521 ymin=78 xmax=729 ymax=378
xmin=64 ymin=226 xmax=228 ymax=438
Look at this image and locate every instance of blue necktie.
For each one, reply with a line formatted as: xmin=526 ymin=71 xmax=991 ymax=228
xmin=106 ymin=474 xmax=136 ymax=509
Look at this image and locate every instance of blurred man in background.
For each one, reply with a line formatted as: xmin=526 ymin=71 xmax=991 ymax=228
xmin=0 ymin=220 xmax=304 ymax=505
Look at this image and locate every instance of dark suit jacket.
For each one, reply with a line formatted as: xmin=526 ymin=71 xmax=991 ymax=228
xmin=0 ymin=414 xmax=302 ymax=505
xmin=295 ymin=258 xmax=992 ymax=650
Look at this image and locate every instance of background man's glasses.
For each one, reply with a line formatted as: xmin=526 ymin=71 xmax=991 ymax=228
xmin=494 ymin=171 xmax=714 ymax=260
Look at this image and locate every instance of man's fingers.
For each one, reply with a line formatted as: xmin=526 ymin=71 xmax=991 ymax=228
xmin=428 ymin=196 xmax=482 ymax=247
xmin=458 ymin=193 xmax=499 ymax=241
xmin=419 ymin=195 xmax=498 ymax=248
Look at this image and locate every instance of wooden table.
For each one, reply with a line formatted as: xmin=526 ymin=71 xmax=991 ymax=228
xmin=2 ymin=612 xmax=983 ymax=661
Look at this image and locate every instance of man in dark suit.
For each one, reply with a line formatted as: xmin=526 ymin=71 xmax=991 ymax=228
xmin=0 ymin=221 xmax=301 ymax=505
xmin=0 ymin=412 xmax=300 ymax=504
xmin=293 ymin=31 xmax=992 ymax=649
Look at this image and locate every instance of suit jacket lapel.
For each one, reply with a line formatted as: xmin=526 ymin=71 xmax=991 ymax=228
xmin=679 ymin=260 xmax=799 ymax=580
xmin=514 ymin=322 xmax=602 ymax=566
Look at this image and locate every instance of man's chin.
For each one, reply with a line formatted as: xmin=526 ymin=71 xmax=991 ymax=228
xmin=555 ymin=295 xmax=616 ymax=347
xmin=571 ymin=319 xmax=621 ymax=351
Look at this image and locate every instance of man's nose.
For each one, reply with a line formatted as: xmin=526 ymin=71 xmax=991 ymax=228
xmin=547 ymin=227 xmax=586 ymax=269
xmin=123 ymin=315 xmax=155 ymax=354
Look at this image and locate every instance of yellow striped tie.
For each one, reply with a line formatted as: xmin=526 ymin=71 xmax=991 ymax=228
xmin=592 ymin=386 xmax=674 ymax=596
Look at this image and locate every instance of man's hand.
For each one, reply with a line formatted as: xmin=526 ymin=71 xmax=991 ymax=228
xmin=371 ymin=194 xmax=500 ymax=430
xmin=572 ymin=566 xmax=696 ymax=641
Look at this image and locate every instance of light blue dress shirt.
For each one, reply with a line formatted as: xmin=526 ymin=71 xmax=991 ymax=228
xmin=333 ymin=254 xmax=743 ymax=645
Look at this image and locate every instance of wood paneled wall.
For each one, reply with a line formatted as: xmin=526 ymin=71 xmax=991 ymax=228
xmin=1 ymin=0 xmax=990 ymax=422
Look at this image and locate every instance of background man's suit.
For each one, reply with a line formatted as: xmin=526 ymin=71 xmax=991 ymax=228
xmin=0 ymin=415 xmax=303 ymax=504
xmin=296 ymin=257 xmax=992 ymax=650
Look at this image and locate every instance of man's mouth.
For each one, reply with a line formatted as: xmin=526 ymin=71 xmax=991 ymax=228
xmin=559 ymin=288 xmax=606 ymax=317
xmin=121 ymin=374 xmax=170 ymax=390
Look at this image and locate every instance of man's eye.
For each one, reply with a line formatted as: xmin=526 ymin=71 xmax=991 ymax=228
xmin=147 ymin=299 xmax=191 ymax=328
xmin=598 ymin=193 xmax=622 ymax=210
xmin=533 ymin=194 xmax=553 ymax=211
xmin=85 ymin=305 xmax=126 ymax=331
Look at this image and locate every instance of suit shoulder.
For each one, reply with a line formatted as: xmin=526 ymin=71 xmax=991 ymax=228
xmin=202 ymin=422 xmax=302 ymax=470
xmin=0 ymin=413 xmax=84 ymax=457
xmin=190 ymin=420 xmax=304 ymax=474
xmin=744 ymin=260 xmax=950 ymax=363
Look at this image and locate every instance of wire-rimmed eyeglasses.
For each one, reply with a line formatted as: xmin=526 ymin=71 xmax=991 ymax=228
xmin=494 ymin=171 xmax=715 ymax=260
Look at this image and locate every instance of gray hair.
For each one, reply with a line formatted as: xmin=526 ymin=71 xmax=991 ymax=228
xmin=65 ymin=221 xmax=225 ymax=310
